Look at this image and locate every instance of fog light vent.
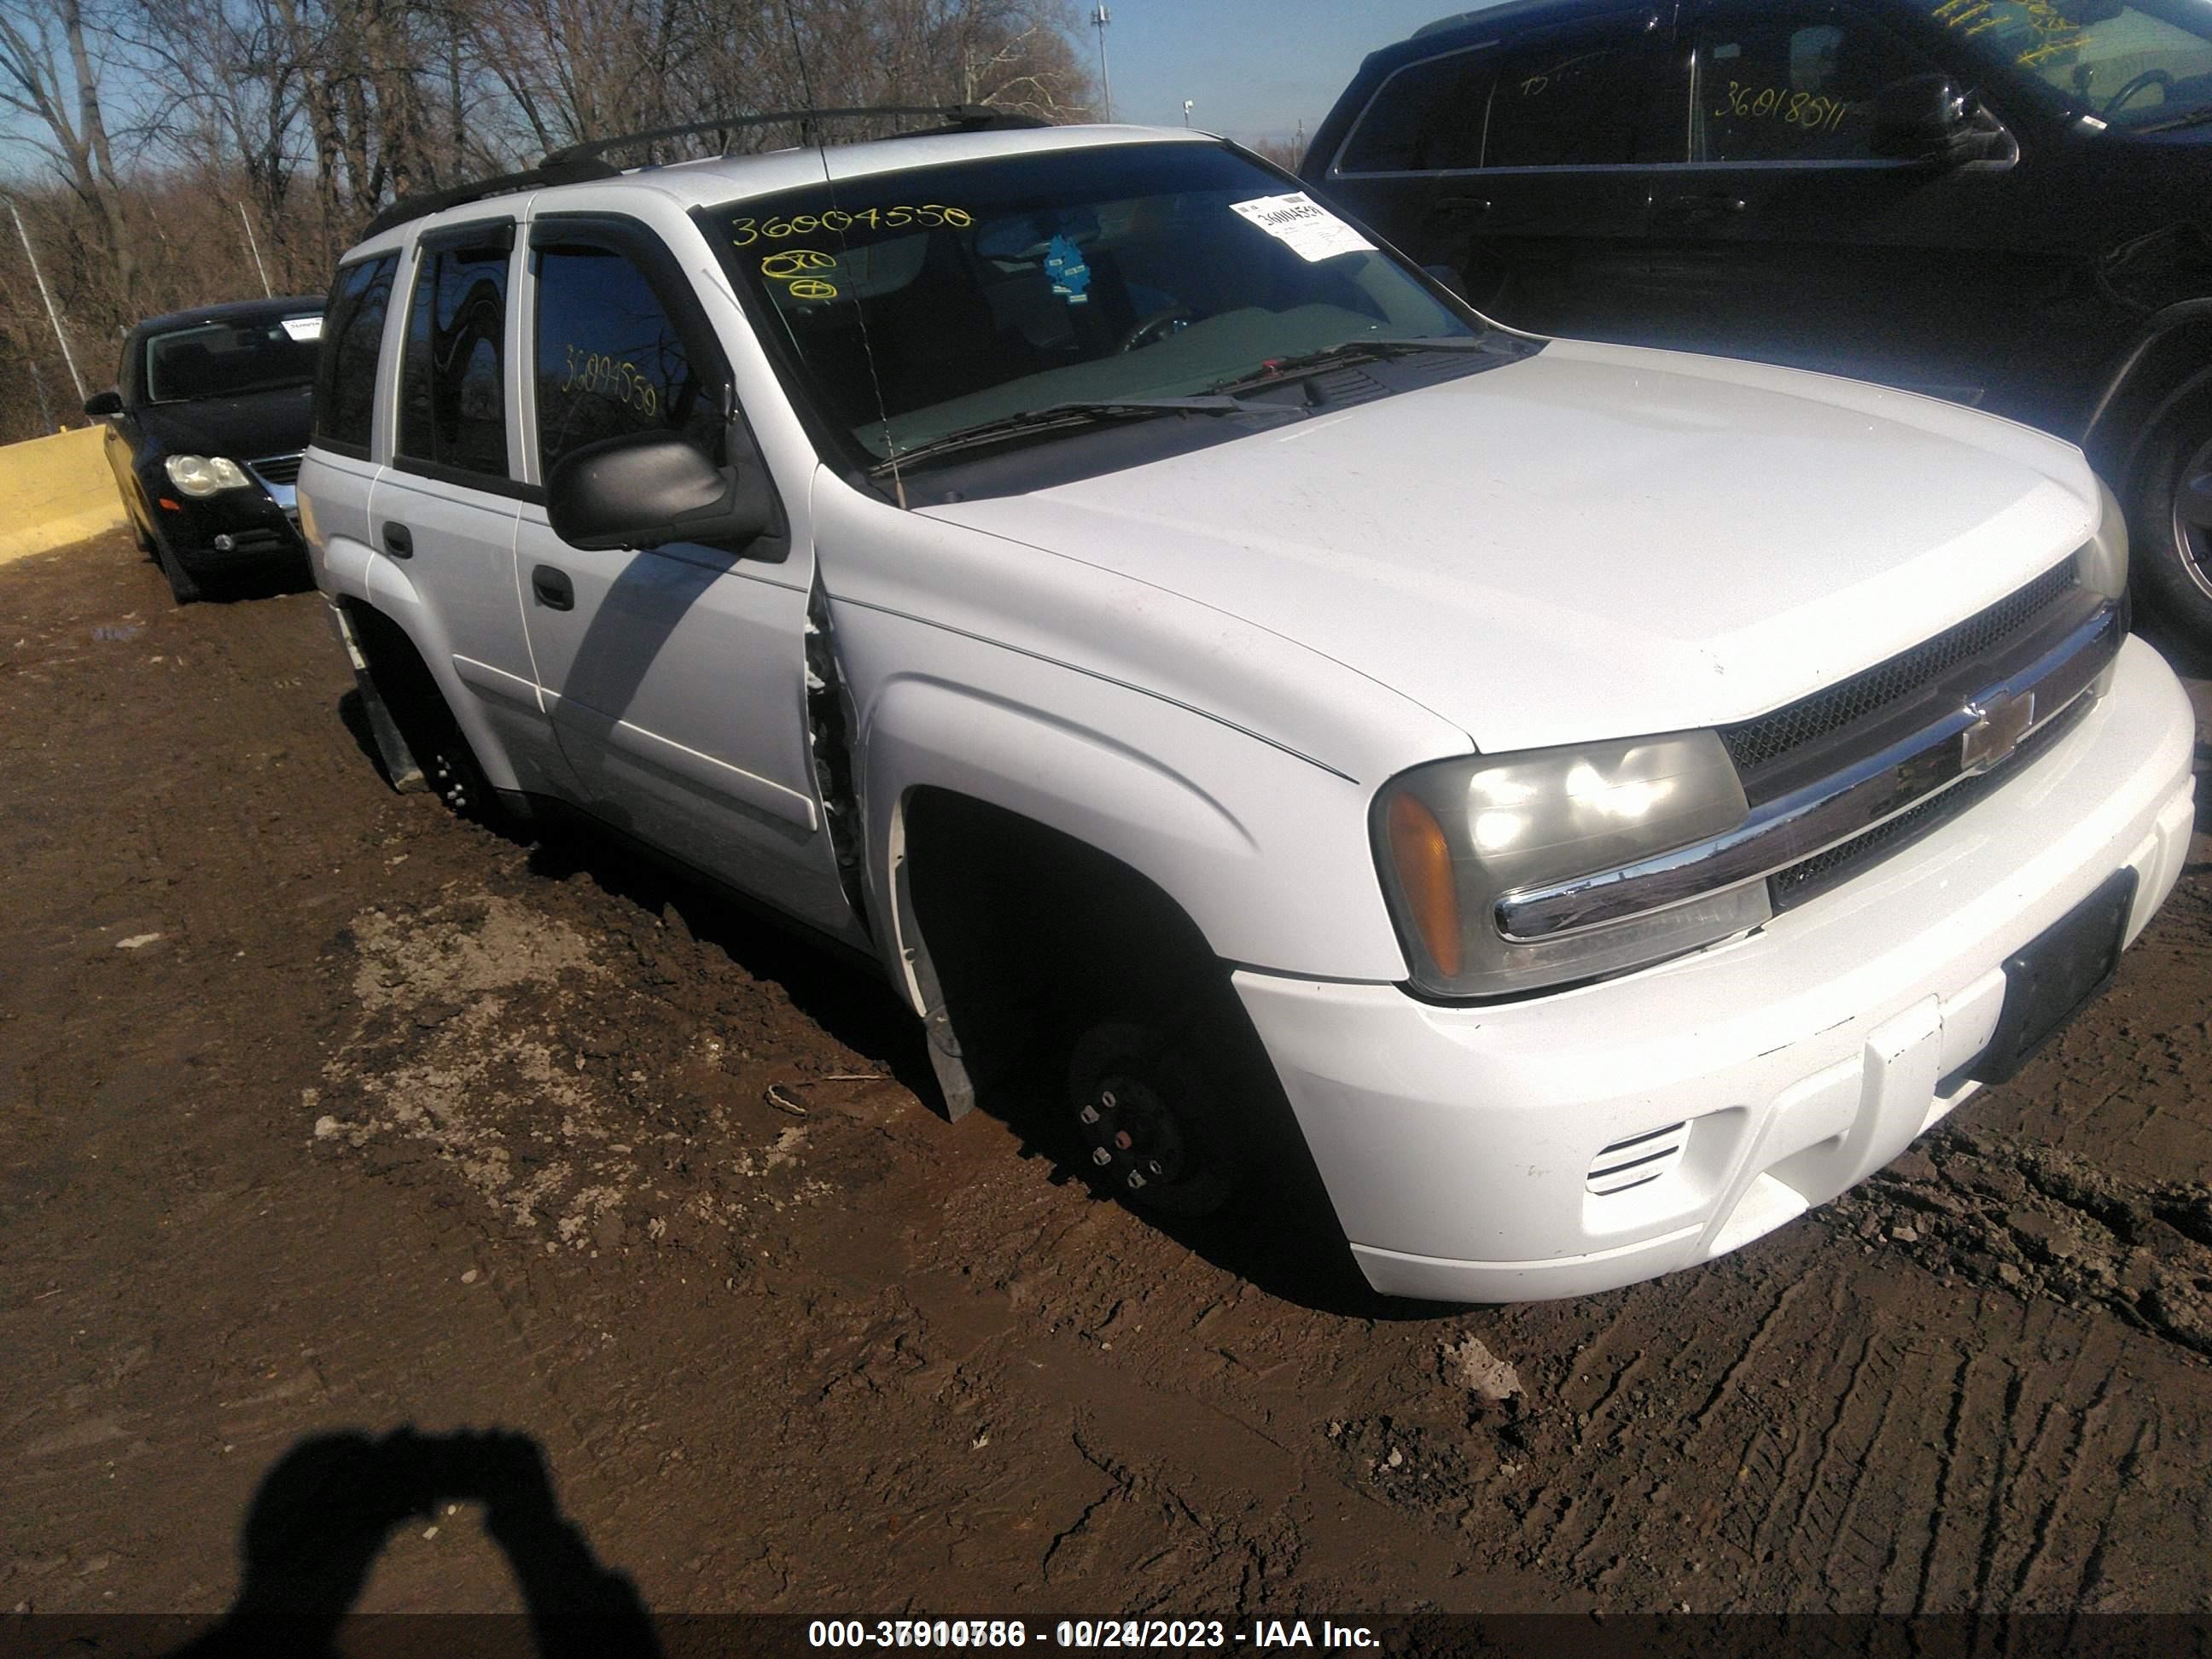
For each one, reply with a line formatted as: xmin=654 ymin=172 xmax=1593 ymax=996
xmin=1586 ymin=1121 xmax=1690 ymax=1196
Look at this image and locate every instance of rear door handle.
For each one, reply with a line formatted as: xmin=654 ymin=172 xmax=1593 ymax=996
xmin=381 ymin=521 xmax=412 ymax=558
xmin=531 ymin=565 xmax=574 ymax=611
xmin=1435 ymin=195 xmax=1493 ymax=217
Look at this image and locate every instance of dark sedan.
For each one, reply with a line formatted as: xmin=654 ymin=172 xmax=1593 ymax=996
xmin=85 ymin=296 xmax=324 ymax=602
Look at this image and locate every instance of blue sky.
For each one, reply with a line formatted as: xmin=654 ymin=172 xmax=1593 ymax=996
xmin=1088 ymin=0 xmax=1502 ymax=144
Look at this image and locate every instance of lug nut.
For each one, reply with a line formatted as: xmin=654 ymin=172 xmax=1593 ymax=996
xmin=1099 ymin=1090 xmax=1117 ymax=1109
xmin=1126 ymin=1170 xmax=1147 ymax=1190
xmin=1078 ymin=1104 xmax=1100 ymax=1126
xmin=1091 ymin=1147 xmax=1112 ymax=1167
xmin=1114 ymin=1130 xmax=1133 ymax=1150
xmin=1146 ymin=1159 xmax=1163 ymax=1176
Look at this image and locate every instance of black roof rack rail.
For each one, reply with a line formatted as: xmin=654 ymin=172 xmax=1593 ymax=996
xmin=540 ymin=102 xmax=1046 ymax=168
xmin=360 ymin=157 xmax=620 ymax=241
xmin=361 ymin=104 xmax=1047 ymax=243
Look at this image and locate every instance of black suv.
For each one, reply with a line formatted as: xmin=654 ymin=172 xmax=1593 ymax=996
xmin=1304 ymin=0 xmax=2212 ymax=643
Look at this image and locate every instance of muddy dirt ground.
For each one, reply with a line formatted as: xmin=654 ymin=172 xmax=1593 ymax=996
xmin=5 ymin=529 xmax=2212 ymax=1622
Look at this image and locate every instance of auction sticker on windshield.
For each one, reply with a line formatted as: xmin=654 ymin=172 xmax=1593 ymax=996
xmin=1229 ymin=193 xmax=1373 ymax=262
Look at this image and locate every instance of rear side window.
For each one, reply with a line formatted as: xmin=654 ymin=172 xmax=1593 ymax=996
xmin=397 ymin=228 xmax=513 ymax=481
xmin=315 ymin=254 xmax=396 ymax=457
xmin=532 ymin=240 xmax=725 ymax=478
xmin=1487 ymin=27 xmax=1654 ymax=166
xmin=1337 ymin=49 xmax=1495 ymax=173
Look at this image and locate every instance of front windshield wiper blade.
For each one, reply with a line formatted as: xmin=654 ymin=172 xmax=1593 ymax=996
xmin=1207 ymin=335 xmax=1502 ymax=397
xmin=867 ymin=396 xmax=1287 ymax=476
xmin=2139 ymin=106 xmax=2212 ymax=133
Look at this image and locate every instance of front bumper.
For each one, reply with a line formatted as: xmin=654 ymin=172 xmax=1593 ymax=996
xmin=149 ymin=478 xmax=305 ymax=569
xmin=1235 ymin=637 xmax=2198 ymax=1303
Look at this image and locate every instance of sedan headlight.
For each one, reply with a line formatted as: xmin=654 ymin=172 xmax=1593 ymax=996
xmin=1374 ymin=731 xmax=1769 ymax=998
xmin=165 ymin=454 xmax=252 ymax=497
xmin=2079 ymin=475 xmax=2128 ymax=604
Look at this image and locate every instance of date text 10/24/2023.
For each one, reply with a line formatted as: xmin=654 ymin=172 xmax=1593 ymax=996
xmin=806 ymin=1621 xmax=1382 ymax=1650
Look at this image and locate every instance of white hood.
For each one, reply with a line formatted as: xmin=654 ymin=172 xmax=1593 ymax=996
xmin=921 ymin=337 xmax=2101 ymax=755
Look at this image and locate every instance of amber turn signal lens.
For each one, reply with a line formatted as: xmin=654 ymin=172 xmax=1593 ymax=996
xmin=1386 ymin=791 xmax=1463 ymax=979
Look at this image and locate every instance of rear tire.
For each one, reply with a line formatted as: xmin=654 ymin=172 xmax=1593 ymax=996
xmin=2130 ymin=391 xmax=2212 ymax=649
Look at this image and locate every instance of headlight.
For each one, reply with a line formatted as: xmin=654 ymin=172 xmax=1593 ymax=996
xmin=165 ymin=454 xmax=252 ymax=497
xmin=1374 ymin=731 xmax=1770 ymax=998
xmin=2080 ymin=475 xmax=2128 ymax=603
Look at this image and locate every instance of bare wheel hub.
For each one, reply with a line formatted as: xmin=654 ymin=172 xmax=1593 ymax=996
xmin=1076 ymin=1074 xmax=1192 ymax=1195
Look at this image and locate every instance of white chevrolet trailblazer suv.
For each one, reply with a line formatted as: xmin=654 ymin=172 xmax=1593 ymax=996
xmin=300 ymin=110 xmax=2198 ymax=1303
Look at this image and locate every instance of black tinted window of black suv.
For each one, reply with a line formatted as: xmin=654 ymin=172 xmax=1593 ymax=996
xmin=1488 ymin=26 xmax=1651 ymax=166
xmin=1694 ymin=5 xmax=1929 ymax=162
xmin=398 ymin=231 xmax=511 ymax=481
xmin=1337 ymin=49 xmax=1494 ymax=172
xmin=315 ymin=254 xmax=395 ymax=457
xmin=533 ymin=242 xmax=723 ymax=477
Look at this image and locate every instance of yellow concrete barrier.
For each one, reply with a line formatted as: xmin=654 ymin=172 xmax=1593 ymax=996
xmin=0 ymin=424 xmax=127 ymax=566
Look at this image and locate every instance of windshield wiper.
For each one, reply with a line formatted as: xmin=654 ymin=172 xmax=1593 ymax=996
xmin=1207 ymin=335 xmax=1502 ymax=397
xmin=867 ymin=395 xmax=1288 ymax=477
xmin=2139 ymin=106 xmax=2212 ymax=133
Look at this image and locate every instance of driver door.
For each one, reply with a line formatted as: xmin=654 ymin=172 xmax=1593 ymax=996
xmin=1636 ymin=0 xmax=2099 ymax=425
xmin=514 ymin=213 xmax=861 ymax=943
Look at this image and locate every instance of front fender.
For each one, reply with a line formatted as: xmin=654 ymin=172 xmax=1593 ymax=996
xmin=853 ymin=622 xmax=1412 ymax=1016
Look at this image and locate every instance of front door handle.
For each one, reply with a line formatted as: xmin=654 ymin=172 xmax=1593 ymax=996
xmin=381 ymin=521 xmax=412 ymax=558
xmin=531 ymin=565 xmax=574 ymax=611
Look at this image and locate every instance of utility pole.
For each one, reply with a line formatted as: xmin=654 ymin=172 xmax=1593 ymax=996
xmin=1091 ymin=5 xmax=1113 ymax=123
xmin=6 ymin=195 xmax=87 ymax=406
xmin=237 ymin=201 xmax=274 ymax=298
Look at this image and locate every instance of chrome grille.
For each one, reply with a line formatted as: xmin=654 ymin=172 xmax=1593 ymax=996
xmin=250 ymin=452 xmax=303 ymax=486
xmin=1720 ymin=558 xmax=2080 ymax=784
xmin=1768 ymin=691 xmax=2095 ymax=911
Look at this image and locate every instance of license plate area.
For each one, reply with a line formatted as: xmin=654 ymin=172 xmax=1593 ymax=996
xmin=1969 ymin=868 xmax=2137 ymax=1086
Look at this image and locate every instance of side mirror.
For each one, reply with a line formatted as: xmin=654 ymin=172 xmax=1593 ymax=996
xmin=1871 ymin=74 xmax=1981 ymax=164
xmin=84 ymin=388 xmax=123 ymax=418
xmin=546 ymin=430 xmax=774 ymax=553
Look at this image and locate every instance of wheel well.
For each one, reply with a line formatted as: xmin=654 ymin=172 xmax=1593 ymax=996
xmin=901 ymin=789 xmax=1234 ymax=1095
xmin=341 ymin=600 xmax=452 ymax=736
xmin=2084 ymin=313 xmax=2212 ymax=492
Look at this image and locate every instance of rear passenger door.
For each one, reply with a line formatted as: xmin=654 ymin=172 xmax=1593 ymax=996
xmin=514 ymin=214 xmax=860 ymax=941
xmin=1318 ymin=7 xmax=1677 ymax=335
xmin=1468 ymin=10 xmax=1678 ymax=333
xmin=370 ymin=221 xmax=558 ymax=791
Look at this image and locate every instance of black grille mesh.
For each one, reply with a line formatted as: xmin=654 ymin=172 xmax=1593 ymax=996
xmin=1720 ymin=558 xmax=2080 ymax=777
xmin=250 ymin=453 xmax=303 ymax=485
xmin=1769 ymin=692 xmax=2093 ymax=911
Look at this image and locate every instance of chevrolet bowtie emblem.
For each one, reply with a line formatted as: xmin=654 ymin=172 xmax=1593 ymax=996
xmin=1960 ymin=689 xmax=2035 ymax=773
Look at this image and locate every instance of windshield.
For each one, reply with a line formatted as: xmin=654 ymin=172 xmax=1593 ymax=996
xmin=713 ymin=142 xmax=1483 ymax=465
xmin=1924 ymin=0 xmax=2212 ymax=127
xmin=144 ymin=314 xmax=322 ymax=403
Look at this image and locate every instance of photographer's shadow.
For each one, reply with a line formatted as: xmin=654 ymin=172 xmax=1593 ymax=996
xmin=174 ymin=1427 xmax=660 ymax=1658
